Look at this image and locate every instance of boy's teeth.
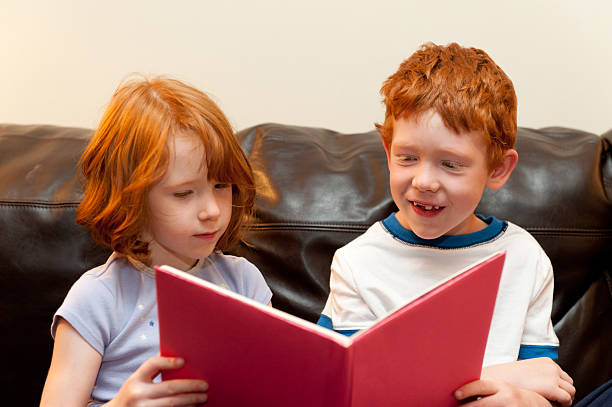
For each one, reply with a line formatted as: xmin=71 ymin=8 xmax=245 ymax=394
xmin=414 ymin=202 xmax=440 ymax=210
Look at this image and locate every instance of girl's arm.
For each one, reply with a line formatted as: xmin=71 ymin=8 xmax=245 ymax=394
xmin=40 ymin=318 xmax=102 ymax=406
xmin=41 ymin=319 xmax=209 ymax=407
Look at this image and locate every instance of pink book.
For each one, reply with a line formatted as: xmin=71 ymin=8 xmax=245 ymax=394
xmin=155 ymin=251 xmax=505 ymax=407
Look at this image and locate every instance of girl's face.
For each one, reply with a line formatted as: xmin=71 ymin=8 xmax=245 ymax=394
xmin=145 ymin=133 xmax=233 ymax=270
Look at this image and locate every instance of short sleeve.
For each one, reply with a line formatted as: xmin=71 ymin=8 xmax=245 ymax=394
xmin=239 ymin=258 xmax=273 ymax=305
xmin=520 ymin=249 xmax=559 ymax=354
xmin=325 ymin=250 xmax=378 ymax=331
xmin=51 ymin=272 xmax=118 ymax=355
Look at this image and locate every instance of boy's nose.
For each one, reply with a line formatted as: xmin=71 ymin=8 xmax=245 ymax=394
xmin=411 ymin=166 xmax=440 ymax=192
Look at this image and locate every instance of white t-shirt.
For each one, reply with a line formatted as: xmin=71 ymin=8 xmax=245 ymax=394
xmin=319 ymin=213 xmax=559 ymax=367
xmin=52 ymin=251 xmax=272 ymax=406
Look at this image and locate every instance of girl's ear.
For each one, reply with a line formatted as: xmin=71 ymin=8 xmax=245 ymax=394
xmin=487 ymin=149 xmax=518 ymax=191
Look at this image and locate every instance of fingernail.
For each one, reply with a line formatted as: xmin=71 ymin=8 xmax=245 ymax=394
xmin=455 ymin=390 xmax=463 ymax=399
xmin=174 ymin=357 xmax=184 ymax=366
xmin=201 ymin=382 xmax=209 ymax=391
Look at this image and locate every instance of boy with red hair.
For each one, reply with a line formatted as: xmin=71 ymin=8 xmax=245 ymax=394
xmin=318 ymin=42 xmax=575 ymax=406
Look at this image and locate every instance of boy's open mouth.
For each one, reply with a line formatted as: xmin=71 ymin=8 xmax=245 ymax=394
xmin=410 ymin=201 xmax=444 ymax=216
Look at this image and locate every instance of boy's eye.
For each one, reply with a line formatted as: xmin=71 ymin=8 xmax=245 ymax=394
xmin=442 ymin=161 xmax=462 ymax=170
xmin=398 ymin=155 xmax=418 ymax=163
xmin=173 ymin=190 xmax=193 ymax=198
xmin=214 ymin=183 xmax=232 ymax=189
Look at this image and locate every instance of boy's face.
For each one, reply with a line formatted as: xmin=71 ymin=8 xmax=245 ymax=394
xmin=385 ymin=110 xmax=498 ymax=239
xmin=145 ymin=133 xmax=233 ymax=270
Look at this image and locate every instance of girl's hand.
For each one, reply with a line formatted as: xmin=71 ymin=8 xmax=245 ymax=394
xmin=481 ymin=358 xmax=574 ymax=406
xmin=455 ymin=379 xmax=553 ymax=407
xmin=105 ymin=356 xmax=208 ymax=407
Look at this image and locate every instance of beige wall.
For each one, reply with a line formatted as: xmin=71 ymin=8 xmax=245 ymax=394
xmin=2 ymin=0 xmax=611 ymax=135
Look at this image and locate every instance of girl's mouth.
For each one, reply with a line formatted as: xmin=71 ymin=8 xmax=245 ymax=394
xmin=194 ymin=232 xmax=217 ymax=240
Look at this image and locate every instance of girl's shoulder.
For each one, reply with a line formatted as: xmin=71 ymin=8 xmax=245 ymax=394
xmin=199 ymin=252 xmax=272 ymax=304
xmin=200 ymin=252 xmax=261 ymax=283
xmin=78 ymin=253 xmax=148 ymax=289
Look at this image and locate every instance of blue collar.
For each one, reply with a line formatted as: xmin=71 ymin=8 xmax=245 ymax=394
xmin=381 ymin=212 xmax=506 ymax=249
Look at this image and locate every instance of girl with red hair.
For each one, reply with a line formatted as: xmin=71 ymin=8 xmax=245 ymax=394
xmin=41 ymin=76 xmax=272 ymax=406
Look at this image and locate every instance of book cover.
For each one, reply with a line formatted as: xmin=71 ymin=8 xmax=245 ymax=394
xmin=155 ymin=251 xmax=505 ymax=407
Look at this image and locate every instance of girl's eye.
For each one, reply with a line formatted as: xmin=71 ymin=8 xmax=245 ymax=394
xmin=173 ymin=190 xmax=193 ymax=198
xmin=215 ymin=183 xmax=232 ymax=189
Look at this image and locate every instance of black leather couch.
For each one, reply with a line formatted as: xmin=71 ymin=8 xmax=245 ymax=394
xmin=1 ymin=122 xmax=610 ymax=405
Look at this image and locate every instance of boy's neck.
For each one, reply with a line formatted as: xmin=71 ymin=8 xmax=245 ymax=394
xmin=381 ymin=213 xmax=505 ymax=249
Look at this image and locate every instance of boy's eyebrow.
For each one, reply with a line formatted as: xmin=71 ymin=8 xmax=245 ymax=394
xmin=392 ymin=145 xmax=475 ymax=163
xmin=437 ymin=148 xmax=474 ymax=160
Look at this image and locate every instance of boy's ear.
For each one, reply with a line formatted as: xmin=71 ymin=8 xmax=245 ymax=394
xmin=487 ymin=149 xmax=518 ymax=191
xmin=381 ymin=134 xmax=391 ymax=161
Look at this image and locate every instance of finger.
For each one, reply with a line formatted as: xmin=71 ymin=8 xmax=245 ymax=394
xmin=146 ymin=379 xmax=209 ymax=399
xmin=457 ymin=394 xmax=502 ymax=407
xmin=134 ymin=356 xmax=185 ymax=381
xmin=145 ymin=392 xmax=208 ymax=407
xmin=543 ymin=383 xmax=574 ymax=407
xmin=559 ymin=379 xmax=576 ymax=402
xmin=455 ymin=379 xmax=500 ymax=401
xmin=559 ymin=369 xmax=574 ymax=385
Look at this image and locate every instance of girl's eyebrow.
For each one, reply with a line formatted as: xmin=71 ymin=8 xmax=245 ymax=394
xmin=162 ymin=178 xmax=200 ymax=189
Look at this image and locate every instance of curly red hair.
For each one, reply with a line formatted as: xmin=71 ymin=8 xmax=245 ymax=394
xmin=76 ymin=76 xmax=255 ymax=264
xmin=377 ymin=42 xmax=517 ymax=169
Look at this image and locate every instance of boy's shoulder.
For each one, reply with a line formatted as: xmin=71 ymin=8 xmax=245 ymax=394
xmin=336 ymin=220 xmax=388 ymax=254
xmin=496 ymin=221 xmax=543 ymax=252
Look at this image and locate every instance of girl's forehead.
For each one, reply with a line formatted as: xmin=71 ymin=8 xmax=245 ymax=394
xmin=162 ymin=134 xmax=207 ymax=179
xmin=169 ymin=131 xmax=204 ymax=152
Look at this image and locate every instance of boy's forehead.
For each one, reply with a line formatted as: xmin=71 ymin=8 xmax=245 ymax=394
xmin=391 ymin=110 xmax=488 ymax=149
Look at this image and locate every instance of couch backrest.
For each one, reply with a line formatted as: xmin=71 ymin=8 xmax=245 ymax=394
xmin=1 ymin=122 xmax=610 ymax=403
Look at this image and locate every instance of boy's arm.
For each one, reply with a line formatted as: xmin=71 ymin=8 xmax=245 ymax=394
xmin=455 ymin=379 xmax=554 ymax=407
xmin=479 ymin=358 xmax=575 ymax=406
xmin=317 ymin=251 xmax=378 ymax=335
xmin=518 ymin=251 xmax=559 ymax=360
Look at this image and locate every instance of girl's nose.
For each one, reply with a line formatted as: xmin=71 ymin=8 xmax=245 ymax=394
xmin=198 ymin=192 xmax=221 ymax=221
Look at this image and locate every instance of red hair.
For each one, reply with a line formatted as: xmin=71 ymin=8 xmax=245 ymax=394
xmin=377 ymin=42 xmax=517 ymax=169
xmin=76 ymin=76 xmax=255 ymax=264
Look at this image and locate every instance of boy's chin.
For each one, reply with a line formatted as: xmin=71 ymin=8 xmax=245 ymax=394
xmin=412 ymin=229 xmax=446 ymax=240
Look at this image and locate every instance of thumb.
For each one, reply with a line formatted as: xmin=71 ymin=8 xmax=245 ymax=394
xmin=133 ymin=355 xmax=185 ymax=381
xmin=455 ymin=379 xmax=498 ymax=401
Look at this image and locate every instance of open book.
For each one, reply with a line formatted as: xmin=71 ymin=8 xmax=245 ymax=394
xmin=155 ymin=251 xmax=505 ymax=407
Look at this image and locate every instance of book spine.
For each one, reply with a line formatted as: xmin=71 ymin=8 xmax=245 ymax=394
xmin=320 ymin=342 xmax=353 ymax=407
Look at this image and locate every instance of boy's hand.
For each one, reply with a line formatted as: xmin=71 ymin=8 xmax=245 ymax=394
xmin=455 ymin=379 xmax=553 ymax=407
xmin=481 ymin=358 xmax=574 ymax=406
xmin=105 ymin=356 xmax=208 ymax=406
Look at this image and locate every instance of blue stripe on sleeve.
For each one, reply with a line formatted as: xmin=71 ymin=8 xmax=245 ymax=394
xmin=518 ymin=345 xmax=559 ymax=360
xmin=316 ymin=314 xmax=359 ymax=337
